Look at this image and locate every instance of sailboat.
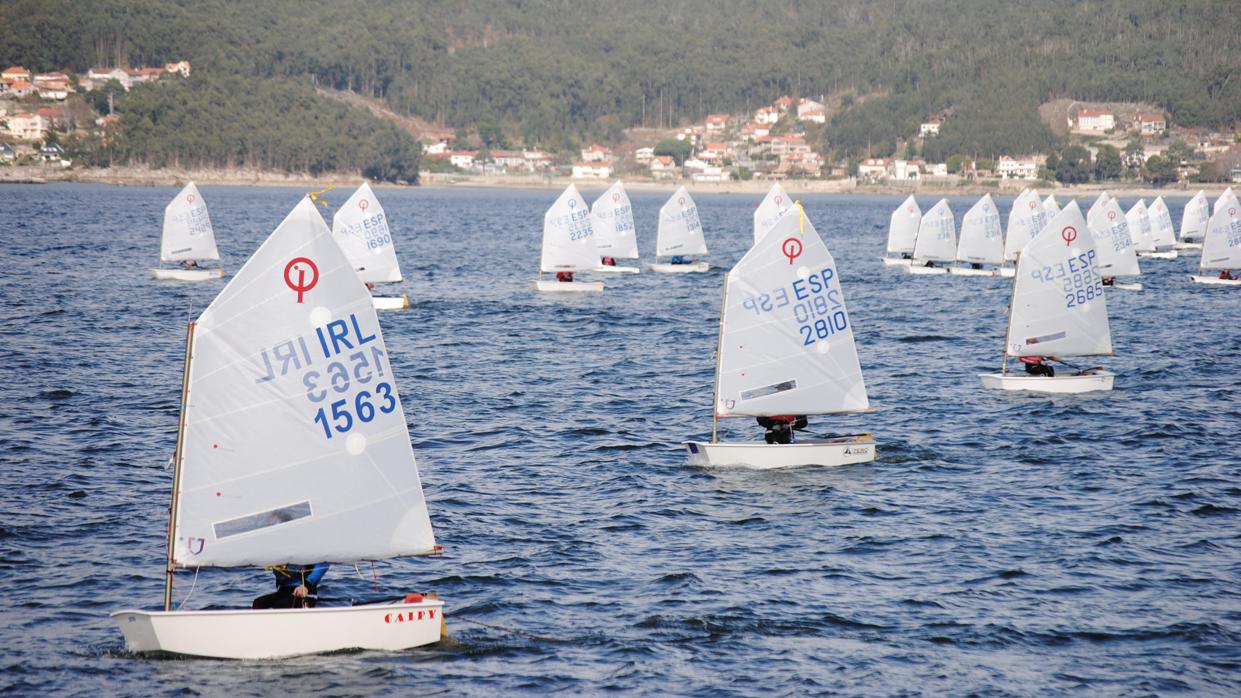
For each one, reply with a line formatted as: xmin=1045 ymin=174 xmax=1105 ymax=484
xmin=1042 ymin=194 xmax=1060 ymax=219
xmin=591 ymin=181 xmax=641 ymax=273
xmin=753 ymin=182 xmax=793 ymax=245
xmin=883 ymin=194 xmax=920 ymax=266
xmin=1190 ymin=193 xmax=1241 ymax=286
xmin=151 ymin=182 xmax=224 ymax=281
xmin=1212 ymin=187 xmax=1235 ymax=214
xmin=949 ymin=194 xmax=1007 ymax=276
xmin=112 ymin=197 xmax=444 ymax=659
xmin=1144 ymin=197 xmax=1179 ymax=259
xmin=1127 ymin=199 xmax=1160 ymax=258
xmin=535 ymin=184 xmax=604 ymax=292
xmin=1177 ymin=190 xmax=1209 ymax=251
xmin=908 ymin=198 xmax=956 ymax=275
xmin=1086 ymin=194 xmax=1142 ymax=291
xmin=332 ymin=183 xmax=410 ymax=309
xmin=684 ymin=204 xmax=874 ymax=468
xmin=979 ymin=201 xmax=1115 ymax=393
xmin=1003 ymin=188 xmax=1047 ymax=274
xmin=651 ymin=186 xmax=710 ymax=273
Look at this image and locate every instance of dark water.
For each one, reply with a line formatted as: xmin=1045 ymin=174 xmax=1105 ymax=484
xmin=1 ymin=183 xmax=1238 ymax=696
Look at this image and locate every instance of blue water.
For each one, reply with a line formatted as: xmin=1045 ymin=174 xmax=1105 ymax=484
xmin=1 ymin=183 xmax=1238 ymax=695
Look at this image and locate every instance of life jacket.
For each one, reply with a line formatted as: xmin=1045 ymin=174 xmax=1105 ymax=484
xmin=271 ymin=564 xmax=325 ymax=590
xmin=1018 ymin=356 xmax=1045 ymax=365
xmin=602 ymin=256 xmax=616 ymax=266
xmin=556 ymin=271 xmax=574 ymax=282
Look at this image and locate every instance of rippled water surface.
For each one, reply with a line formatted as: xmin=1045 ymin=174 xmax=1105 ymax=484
xmin=1 ymin=183 xmax=1239 ymax=696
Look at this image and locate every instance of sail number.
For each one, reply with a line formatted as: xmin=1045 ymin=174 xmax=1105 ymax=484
xmin=739 ymin=266 xmax=850 ymax=346
xmin=312 ymin=383 xmax=396 ymax=439
xmin=303 ymin=346 xmax=395 ymax=439
xmin=1029 ymin=249 xmax=1104 ymax=309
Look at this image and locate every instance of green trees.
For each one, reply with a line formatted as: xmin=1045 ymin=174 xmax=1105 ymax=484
xmin=1143 ymin=156 xmax=1179 ymax=185
xmin=1046 ymin=145 xmax=1092 ymax=184
xmin=653 ymin=138 xmax=693 ymax=165
xmin=1095 ymin=145 xmax=1122 ymax=181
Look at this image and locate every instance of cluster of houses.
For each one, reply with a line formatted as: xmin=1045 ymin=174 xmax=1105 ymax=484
xmin=1070 ymin=106 xmax=1166 ymax=136
xmin=0 ymin=62 xmax=190 ymax=148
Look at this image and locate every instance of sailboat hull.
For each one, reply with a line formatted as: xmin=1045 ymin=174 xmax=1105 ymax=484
xmin=1108 ymin=281 xmax=1143 ymax=291
xmin=978 ymin=370 xmax=1114 ymax=393
xmin=1190 ymin=275 xmax=1241 ymax=286
xmin=1137 ymin=250 xmax=1178 ymax=259
xmin=684 ymin=435 xmax=876 ymax=469
xmin=152 ymin=268 xmax=224 ymax=281
xmin=111 ymin=597 xmax=444 ymax=659
xmin=534 ymin=279 xmax=604 ymax=293
xmin=908 ymin=265 xmax=948 ymax=275
xmin=1175 ymin=242 xmax=1202 ymax=251
xmin=594 ymin=265 xmax=640 ymax=274
xmin=997 ymin=266 xmax=1016 ymax=277
xmin=651 ymin=262 xmax=710 ymax=273
xmin=881 ymin=257 xmax=913 ymax=267
xmin=372 ymin=295 xmax=411 ymax=310
xmin=947 ymin=266 xmax=1002 ymax=277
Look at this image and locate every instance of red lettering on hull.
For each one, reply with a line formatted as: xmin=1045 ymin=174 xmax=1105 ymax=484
xmin=383 ymin=608 xmax=437 ymax=624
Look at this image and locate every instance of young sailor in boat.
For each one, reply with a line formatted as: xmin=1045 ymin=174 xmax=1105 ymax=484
xmin=556 ymin=271 xmax=574 ymax=282
xmin=670 ymin=255 xmax=688 ymax=265
xmin=756 ymin=415 xmax=808 ymax=444
xmin=970 ymin=262 xmax=983 ymax=270
xmin=253 ymin=563 xmax=330 ymax=609
xmin=1102 ymin=276 xmax=1115 ymax=286
xmin=601 ymin=256 xmax=616 ymax=266
xmin=1020 ymin=356 xmax=1055 ymax=377
xmin=365 ymin=281 xmax=375 ymax=294
xmin=1220 ymin=270 xmax=1237 ymax=280
xmin=180 ymin=259 xmax=200 ymax=270
xmin=923 ymin=260 xmax=936 ymax=268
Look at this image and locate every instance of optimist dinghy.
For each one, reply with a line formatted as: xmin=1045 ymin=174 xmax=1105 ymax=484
xmin=685 ymin=204 xmax=874 ymax=468
xmin=909 ymin=198 xmax=955 ymax=274
xmin=590 ymin=181 xmax=641 ymax=273
xmin=651 ymin=186 xmax=710 ymax=272
xmin=979 ymin=201 xmax=1116 ymax=393
xmin=113 ymin=196 xmax=443 ymax=659
xmin=1190 ymin=194 xmax=1241 ymax=286
xmin=1145 ymin=197 xmax=1179 ymax=259
xmin=1002 ymin=188 xmax=1048 ymax=277
xmin=949 ymin=194 xmax=1006 ymax=276
xmin=1086 ymin=193 xmax=1143 ymax=291
xmin=151 ymin=182 xmax=224 ymax=281
xmin=1177 ymin=190 xmax=1209 ymax=251
xmin=535 ymin=184 xmax=604 ymax=292
xmin=331 ymin=183 xmax=410 ymax=310
xmin=883 ymin=194 xmax=919 ymax=266
xmin=754 ymin=182 xmax=793 ymax=246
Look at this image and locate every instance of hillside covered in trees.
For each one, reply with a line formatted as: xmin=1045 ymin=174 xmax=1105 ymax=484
xmin=2 ymin=0 xmax=1238 ymax=171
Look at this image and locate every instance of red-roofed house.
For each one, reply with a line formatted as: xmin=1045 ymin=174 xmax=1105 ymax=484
xmin=580 ymin=144 xmax=613 ymax=163
xmin=1073 ymin=108 xmax=1115 ymax=134
xmin=754 ymin=106 xmax=780 ymax=125
xmin=858 ymin=157 xmax=892 ymax=180
xmin=705 ymin=113 xmax=729 ymax=132
xmin=8 ymin=80 xmax=34 ymax=98
xmin=2 ymin=66 xmax=31 ymax=81
xmin=739 ymin=123 xmax=771 ymax=141
xmin=649 ymin=155 xmax=677 ymax=180
xmin=37 ymin=106 xmax=70 ymax=128
xmin=774 ymin=96 xmax=793 ymax=112
xmin=572 ymin=161 xmax=612 ymax=179
xmin=1138 ymin=113 xmax=1166 ymax=135
xmin=798 ymin=109 xmax=826 ymax=124
xmin=3 ymin=112 xmax=48 ymax=140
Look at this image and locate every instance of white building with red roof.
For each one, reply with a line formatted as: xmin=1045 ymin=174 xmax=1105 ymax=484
xmin=1137 ymin=113 xmax=1166 ymax=135
xmin=1073 ymin=108 xmax=1115 ymax=134
xmin=580 ymin=144 xmax=613 ymax=163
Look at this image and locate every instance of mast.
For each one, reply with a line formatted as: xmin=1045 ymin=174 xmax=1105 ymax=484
xmin=710 ymin=273 xmax=729 ymax=443
xmin=1000 ymin=254 xmax=1020 ymax=375
xmin=164 ymin=321 xmax=196 ymax=612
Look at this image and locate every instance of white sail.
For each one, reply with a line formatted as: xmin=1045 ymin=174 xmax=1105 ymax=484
xmin=1213 ymin=187 xmax=1235 ymax=214
xmin=753 ymin=183 xmax=793 ymax=245
xmin=1042 ymin=194 xmax=1061 ymax=219
xmin=1125 ymin=200 xmax=1155 ymax=252
xmin=1085 ymin=191 xmax=1111 ymax=229
xmin=173 ymin=197 xmax=434 ymax=568
xmin=1200 ymin=195 xmax=1241 ymax=270
xmin=956 ymin=194 xmax=1004 ymax=264
xmin=716 ymin=206 xmax=868 ymax=416
xmin=886 ymin=195 xmax=920 ymax=255
xmin=656 ymin=187 xmax=708 ymax=257
xmin=161 ymin=182 xmax=220 ymax=263
xmin=1147 ymin=197 xmax=1177 ymax=251
xmin=1004 ymin=188 xmax=1048 ymax=261
xmin=331 ymin=183 xmax=402 ymax=283
xmin=912 ymin=198 xmax=957 ymax=262
xmin=1180 ymin=190 xmax=1210 ymax=242
xmin=541 ymin=184 xmax=599 ymax=272
xmin=590 ymin=181 xmax=640 ymax=259
xmin=1087 ymin=198 xmax=1141 ymax=277
xmin=1007 ymin=201 xmax=1112 ymax=358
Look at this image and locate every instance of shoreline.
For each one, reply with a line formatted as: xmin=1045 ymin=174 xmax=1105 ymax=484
xmin=0 ymin=165 xmax=1229 ymax=199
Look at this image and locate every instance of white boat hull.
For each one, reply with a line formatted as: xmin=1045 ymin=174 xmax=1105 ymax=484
xmin=882 ymin=257 xmax=913 ymax=267
xmin=594 ymin=265 xmax=640 ymax=274
xmin=684 ymin=435 xmax=876 ymax=469
xmin=534 ymin=279 xmax=605 ymax=293
xmin=978 ymin=370 xmax=1114 ymax=393
xmin=998 ymin=267 xmax=1016 ymax=277
xmin=650 ymin=261 xmax=710 ymax=273
xmin=1108 ymin=281 xmax=1143 ymax=291
xmin=111 ymin=597 xmax=444 ymax=659
xmin=1190 ymin=275 xmax=1241 ymax=286
xmin=372 ymin=295 xmax=410 ymax=310
xmin=1175 ymin=242 xmax=1202 ymax=251
xmin=947 ymin=266 xmax=1001 ymax=277
xmin=908 ymin=264 xmax=948 ymax=275
xmin=152 ymin=268 xmax=224 ymax=282
xmin=1137 ymin=250 xmax=1177 ymax=259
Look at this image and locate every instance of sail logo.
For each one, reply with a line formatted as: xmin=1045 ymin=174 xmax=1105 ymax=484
xmin=781 ymin=237 xmax=803 ymax=265
xmin=1061 ymin=226 xmax=1078 ymax=246
xmin=283 ymin=257 xmax=319 ymax=303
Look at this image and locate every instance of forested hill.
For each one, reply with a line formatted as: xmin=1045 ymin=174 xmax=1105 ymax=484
xmin=3 ymin=0 xmax=1239 ymax=165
